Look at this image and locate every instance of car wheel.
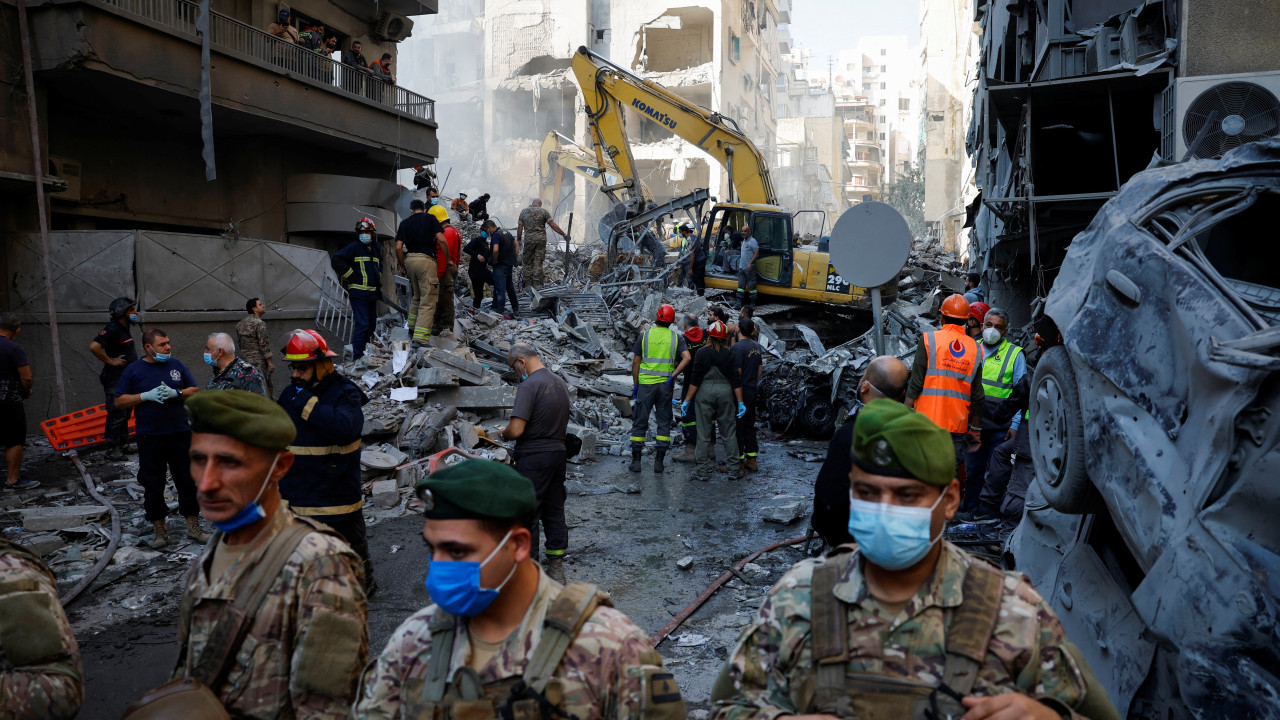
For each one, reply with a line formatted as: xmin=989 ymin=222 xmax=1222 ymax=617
xmin=797 ymin=394 xmax=836 ymax=438
xmin=1030 ymin=346 xmax=1097 ymax=513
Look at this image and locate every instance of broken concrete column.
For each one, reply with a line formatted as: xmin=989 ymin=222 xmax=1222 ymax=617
xmin=415 ymin=368 xmax=460 ymax=388
xmin=20 ymin=506 xmax=109 ymax=532
xmin=422 ymin=348 xmax=487 ymax=385
xmin=428 ymin=386 xmax=516 ymax=410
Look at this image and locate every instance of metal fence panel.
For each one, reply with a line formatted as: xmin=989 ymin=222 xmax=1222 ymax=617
xmin=8 ymin=231 xmax=136 ymax=314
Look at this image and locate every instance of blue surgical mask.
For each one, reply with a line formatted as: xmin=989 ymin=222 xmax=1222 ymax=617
xmin=203 ymin=352 xmax=217 ymax=367
xmin=153 ymin=352 xmax=170 ymax=363
xmin=430 ymin=198 xmax=439 ymax=206
xmin=359 ymin=233 xmax=373 ymax=244
xmin=847 ymin=490 xmax=946 ymax=571
xmin=424 ymin=529 xmax=517 ymax=617
xmin=212 ymin=453 xmax=279 ymax=534
xmin=481 ymin=231 xmax=489 ymax=239
xmin=128 ymin=313 xmax=139 ymax=323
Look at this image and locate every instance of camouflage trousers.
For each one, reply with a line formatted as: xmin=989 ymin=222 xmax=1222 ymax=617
xmin=521 ymin=234 xmax=547 ymax=288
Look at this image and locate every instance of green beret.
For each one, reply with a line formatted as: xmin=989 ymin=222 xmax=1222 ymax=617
xmin=851 ymin=399 xmax=955 ymax=486
xmin=185 ymin=389 xmax=297 ymax=451
xmin=416 ymin=459 xmax=536 ymax=521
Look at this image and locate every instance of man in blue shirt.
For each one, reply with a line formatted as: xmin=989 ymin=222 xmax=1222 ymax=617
xmin=115 ymin=328 xmax=209 ymax=548
xmin=736 ymin=226 xmax=759 ymax=309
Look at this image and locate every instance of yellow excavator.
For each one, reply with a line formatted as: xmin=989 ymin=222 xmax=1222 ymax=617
xmin=538 ymin=130 xmax=655 ymax=215
xmin=571 ymin=45 xmax=892 ymax=308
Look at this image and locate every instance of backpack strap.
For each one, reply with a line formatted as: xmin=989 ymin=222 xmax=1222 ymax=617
xmin=809 ymin=563 xmax=849 ymax=712
xmin=522 ymin=582 xmax=612 ymax=694
xmin=941 ymin=560 xmax=1005 ymax=697
xmin=189 ymin=521 xmax=312 ymax=690
xmin=419 ymin=607 xmax=458 ymax=705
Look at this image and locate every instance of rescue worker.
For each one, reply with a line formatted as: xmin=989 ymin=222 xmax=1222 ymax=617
xmin=688 ymin=224 xmax=708 ymax=296
xmin=0 ymin=536 xmax=83 ymax=719
xmin=682 ymin=320 xmax=746 ymax=482
xmin=1 ymin=314 xmax=35 ymax=490
xmin=235 ymin=297 xmax=275 ymax=398
xmin=432 ymin=217 xmax=462 ymax=338
xmin=395 ymin=199 xmax=445 ymax=347
xmin=468 ymin=193 xmax=491 ymax=222
xmin=487 ymin=219 xmax=520 ymax=318
xmin=332 ymin=217 xmax=382 ymax=360
xmin=203 ymin=332 xmax=265 ymax=395
xmin=672 ymin=314 xmax=706 ymax=464
xmin=517 ymin=198 xmax=568 ymax=289
xmin=427 ymin=189 xmax=450 ymax=226
xmin=736 ymin=225 xmax=759 ymax=309
xmin=712 ymin=399 xmax=1117 ymax=720
xmin=966 ymin=301 xmax=990 ymax=342
xmin=451 ymin=192 xmax=470 ymax=221
xmin=628 ymin=304 xmax=692 ymax=474
xmin=413 ymin=165 xmax=437 ymax=193
xmin=905 ymin=293 xmax=984 ymax=471
xmin=114 ymin=328 xmax=209 ymax=548
xmin=277 ymin=329 xmax=377 ymax=596
xmin=964 ymin=270 xmax=986 ymax=304
xmin=464 ymin=226 xmax=494 ymax=309
xmin=731 ymin=317 xmax=763 ymax=472
xmin=159 ymin=389 xmax=368 ymax=718
xmin=962 ymin=306 xmax=1026 ymax=518
xmin=498 ymin=343 xmax=570 ymax=583
xmin=811 ymin=355 xmax=909 ymax=547
xmin=352 ymin=459 xmax=687 ymax=720
xmin=89 ymin=296 xmax=139 ymax=460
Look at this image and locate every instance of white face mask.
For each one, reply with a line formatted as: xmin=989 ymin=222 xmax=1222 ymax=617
xmin=982 ymin=327 xmax=1003 ymax=346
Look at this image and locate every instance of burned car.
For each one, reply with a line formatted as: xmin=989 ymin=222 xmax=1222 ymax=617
xmin=1015 ymin=139 xmax=1280 ymax=718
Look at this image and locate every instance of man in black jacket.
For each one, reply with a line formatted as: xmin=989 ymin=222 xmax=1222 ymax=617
xmin=468 ymin=193 xmax=491 ymax=221
xmin=977 ymin=372 xmax=1033 ymax=531
xmin=811 ymin=355 xmax=909 ymax=547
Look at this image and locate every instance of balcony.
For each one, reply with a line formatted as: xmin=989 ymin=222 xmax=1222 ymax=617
xmin=28 ymin=0 xmax=438 ymax=166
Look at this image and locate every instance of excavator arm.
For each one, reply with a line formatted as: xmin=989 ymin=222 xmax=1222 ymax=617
xmin=571 ymin=45 xmax=778 ymax=206
xmin=539 ymin=131 xmax=623 ymax=209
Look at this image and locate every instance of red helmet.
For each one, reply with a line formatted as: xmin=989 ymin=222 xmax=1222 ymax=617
xmin=656 ymin=304 xmax=675 ymax=323
xmin=283 ymin=329 xmax=338 ymax=361
xmin=708 ymin=320 xmax=728 ymax=339
xmin=355 ymin=216 xmax=376 ymax=234
xmin=940 ymin=293 xmax=970 ymax=320
xmin=969 ymin=302 xmax=990 ymax=323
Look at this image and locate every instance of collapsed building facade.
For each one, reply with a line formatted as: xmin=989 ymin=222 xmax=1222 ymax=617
xmin=404 ymin=0 xmax=795 ymax=244
xmin=967 ymin=0 xmax=1280 ymax=324
xmin=0 ymin=0 xmax=439 ymax=428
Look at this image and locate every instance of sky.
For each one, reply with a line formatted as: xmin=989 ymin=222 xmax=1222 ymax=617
xmin=788 ymin=0 xmax=921 ymax=66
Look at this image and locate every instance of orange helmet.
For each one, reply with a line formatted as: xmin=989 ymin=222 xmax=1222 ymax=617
xmin=708 ymin=320 xmax=728 ymax=339
xmin=656 ymin=304 xmax=675 ymax=323
xmin=940 ymin=293 xmax=970 ymax=320
xmin=283 ymin=329 xmax=338 ymax=361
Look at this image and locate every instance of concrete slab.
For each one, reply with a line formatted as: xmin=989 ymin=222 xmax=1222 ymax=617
xmin=21 ymin=506 xmax=109 ymax=532
xmin=415 ymin=368 xmax=459 ymax=388
xmin=428 ymin=385 xmax=517 ymax=410
xmin=422 ymin=348 xmax=486 ymax=385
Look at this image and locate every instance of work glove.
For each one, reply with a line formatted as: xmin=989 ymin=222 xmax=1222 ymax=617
xmin=672 ymin=397 xmax=681 ymax=408
xmin=631 ymin=384 xmax=639 ymax=400
xmin=665 ymin=376 xmax=675 ymax=386
xmin=737 ymin=402 xmax=747 ymax=418
xmin=680 ymin=401 xmax=690 ymax=416
xmin=140 ymin=385 xmax=168 ymax=404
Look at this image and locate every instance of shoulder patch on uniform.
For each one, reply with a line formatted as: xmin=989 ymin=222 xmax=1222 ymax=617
xmin=648 ymin=671 xmax=680 ymax=704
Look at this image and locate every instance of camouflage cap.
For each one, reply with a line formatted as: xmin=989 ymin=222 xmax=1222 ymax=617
xmin=851 ymin=399 xmax=955 ymax=486
xmin=185 ymin=389 xmax=297 ymax=451
xmin=416 ymin=459 xmax=536 ymax=520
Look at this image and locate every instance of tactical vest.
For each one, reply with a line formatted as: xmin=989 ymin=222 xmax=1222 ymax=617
xmin=806 ymin=554 xmax=1006 ymax=720
xmin=916 ymin=326 xmax=981 ymax=434
xmin=638 ymin=327 xmax=678 ymax=384
xmin=980 ymin=339 xmax=1022 ymax=430
xmin=402 ymin=583 xmax=613 ymax=720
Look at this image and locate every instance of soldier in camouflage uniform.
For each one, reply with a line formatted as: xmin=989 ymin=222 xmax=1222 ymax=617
xmin=354 ymin=460 xmax=686 ymax=720
xmin=517 ymin=199 xmax=568 ymax=289
xmin=174 ymin=389 xmax=368 ymax=719
xmin=713 ymin=399 xmax=1118 ymax=720
xmin=235 ymin=298 xmax=276 ymax=399
xmin=0 ymin=538 xmax=83 ymax=719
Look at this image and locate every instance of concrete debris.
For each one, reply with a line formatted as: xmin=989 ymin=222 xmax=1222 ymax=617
xmin=676 ymin=556 xmax=695 ymax=570
xmin=760 ymin=495 xmax=808 ymax=525
xmin=20 ymin=506 xmax=110 ymax=532
xmin=429 ymin=386 xmax=516 ymax=410
xmin=371 ymin=479 xmax=400 ymax=509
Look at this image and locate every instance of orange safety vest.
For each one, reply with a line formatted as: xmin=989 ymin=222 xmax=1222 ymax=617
xmin=916 ymin=324 xmax=980 ymax=433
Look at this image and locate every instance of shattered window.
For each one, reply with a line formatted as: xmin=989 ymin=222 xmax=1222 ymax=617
xmin=1190 ymin=189 xmax=1280 ymax=320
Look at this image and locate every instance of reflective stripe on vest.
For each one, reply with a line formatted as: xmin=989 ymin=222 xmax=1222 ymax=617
xmin=916 ymin=327 xmax=979 ymax=433
xmin=349 ymin=255 xmax=379 ymax=292
xmin=980 ymin=340 xmax=1022 ymax=399
xmin=639 ymin=327 xmax=678 ymax=383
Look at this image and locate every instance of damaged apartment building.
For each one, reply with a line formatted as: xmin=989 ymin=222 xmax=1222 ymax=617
xmin=967 ymin=0 xmax=1280 ymax=323
xmin=405 ymin=0 xmax=786 ymax=242
xmin=0 ymin=0 xmax=439 ymax=427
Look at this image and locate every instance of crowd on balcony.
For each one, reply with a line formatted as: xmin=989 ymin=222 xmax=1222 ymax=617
xmin=265 ymin=9 xmax=397 ymax=93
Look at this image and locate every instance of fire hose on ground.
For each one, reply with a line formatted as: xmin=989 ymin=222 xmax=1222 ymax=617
xmin=650 ymin=534 xmax=809 ymax=647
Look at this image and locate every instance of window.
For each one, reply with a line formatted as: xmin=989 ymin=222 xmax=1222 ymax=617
xmin=880 ymin=132 xmax=886 ymax=140
xmin=879 ymin=99 xmax=886 ymax=106
xmin=879 ymin=115 xmax=885 ymax=123
xmin=880 ymin=65 xmax=886 ymax=72
xmin=880 ymin=48 xmax=886 ymax=56
xmin=595 ymin=29 xmax=605 ymax=41
xmin=880 ymin=82 xmax=886 ymax=89
xmin=847 ymin=63 xmax=855 ymax=71
xmin=899 ymin=98 xmax=910 ymax=111
xmin=730 ymin=34 xmax=741 ymax=62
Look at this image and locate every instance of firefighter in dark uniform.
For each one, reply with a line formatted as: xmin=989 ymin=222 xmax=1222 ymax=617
xmin=673 ymin=314 xmax=707 ymax=464
xmin=332 ymin=217 xmax=382 ymax=360
xmin=88 ymin=297 xmax=139 ymax=460
xmin=277 ymin=329 xmax=377 ymax=595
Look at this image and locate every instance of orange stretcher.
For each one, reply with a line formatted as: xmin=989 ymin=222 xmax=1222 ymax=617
xmin=41 ymin=404 xmax=136 ymax=451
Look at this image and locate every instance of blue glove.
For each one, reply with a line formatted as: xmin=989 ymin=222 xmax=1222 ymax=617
xmin=665 ymin=376 xmax=675 ymax=386
xmin=631 ymin=384 xmax=639 ymax=400
xmin=140 ymin=385 xmax=167 ymax=404
xmin=681 ymin=401 xmax=690 ymax=416
xmin=737 ymin=401 xmax=747 ymax=418
xmin=672 ymin=397 xmax=681 ymax=408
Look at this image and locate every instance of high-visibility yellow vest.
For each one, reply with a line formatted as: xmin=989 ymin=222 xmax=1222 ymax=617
xmin=638 ymin=326 xmax=678 ymax=384
xmin=980 ymin=339 xmax=1022 ymax=400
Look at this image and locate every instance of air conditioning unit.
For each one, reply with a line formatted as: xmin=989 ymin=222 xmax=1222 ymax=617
xmin=373 ymin=11 xmax=413 ymax=42
xmin=48 ymin=156 xmax=81 ymax=201
xmin=1171 ymin=71 xmax=1280 ymax=161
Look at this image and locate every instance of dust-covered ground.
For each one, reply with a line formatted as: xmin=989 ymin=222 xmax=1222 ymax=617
xmin=38 ymin=434 xmax=831 ymax=719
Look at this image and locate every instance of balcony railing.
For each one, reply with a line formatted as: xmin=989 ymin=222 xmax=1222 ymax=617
xmin=100 ymin=0 xmax=435 ymax=123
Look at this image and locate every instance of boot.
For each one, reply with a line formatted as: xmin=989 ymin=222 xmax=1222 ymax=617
xmin=185 ymin=516 xmax=211 ymax=544
xmin=745 ymin=456 xmax=759 ymax=472
xmin=544 ymin=555 xmax=566 ymax=584
xmin=150 ymin=520 xmax=169 ymax=549
xmin=629 ymin=448 xmax=642 ymax=472
xmin=653 ymin=449 xmax=666 ymax=474
xmin=672 ymin=445 xmax=696 ymax=463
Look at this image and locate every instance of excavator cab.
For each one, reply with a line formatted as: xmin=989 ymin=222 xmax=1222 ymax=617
xmin=701 ymin=203 xmax=794 ymax=288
